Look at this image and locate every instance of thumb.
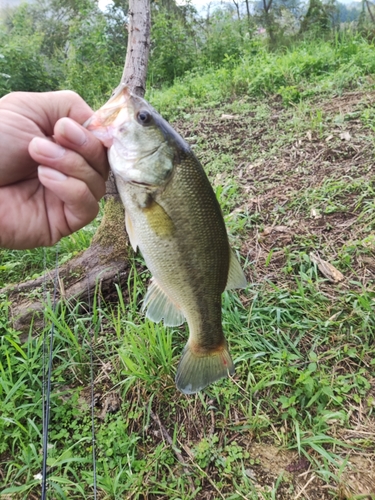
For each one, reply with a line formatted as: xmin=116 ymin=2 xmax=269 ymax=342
xmin=38 ymin=166 xmax=99 ymax=240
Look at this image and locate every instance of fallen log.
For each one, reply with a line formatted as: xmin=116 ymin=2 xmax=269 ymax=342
xmin=1 ymin=197 xmax=129 ymax=334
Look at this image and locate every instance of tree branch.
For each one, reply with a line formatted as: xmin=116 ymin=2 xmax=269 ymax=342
xmin=120 ymin=0 xmax=151 ymax=97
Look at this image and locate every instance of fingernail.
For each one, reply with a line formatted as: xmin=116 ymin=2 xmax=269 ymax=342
xmin=58 ymin=118 xmax=87 ymax=146
xmin=32 ymin=138 xmax=65 ymax=159
xmin=38 ymin=166 xmax=68 ymax=181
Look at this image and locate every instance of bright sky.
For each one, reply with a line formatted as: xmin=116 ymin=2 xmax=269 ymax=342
xmin=97 ymin=0 xmax=112 ymax=10
xmin=98 ymin=0 xmax=212 ymax=11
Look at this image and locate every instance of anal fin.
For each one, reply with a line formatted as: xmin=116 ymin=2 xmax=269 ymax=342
xmin=142 ymin=278 xmax=185 ymax=327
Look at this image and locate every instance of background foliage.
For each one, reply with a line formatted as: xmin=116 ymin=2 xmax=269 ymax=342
xmin=1 ymin=0 xmax=375 ymax=498
xmin=0 ymin=0 xmax=367 ymax=104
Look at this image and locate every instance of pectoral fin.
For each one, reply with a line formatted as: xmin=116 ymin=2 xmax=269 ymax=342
xmin=225 ymin=250 xmax=247 ymax=290
xmin=142 ymin=199 xmax=175 ymax=238
xmin=142 ymin=278 xmax=185 ymax=327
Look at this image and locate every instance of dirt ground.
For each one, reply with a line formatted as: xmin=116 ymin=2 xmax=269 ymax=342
xmin=73 ymin=90 xmax=374 ymax=500
xmin=3 ymin=90 xmax=374 ymax=500
xmin=171 ymin=90 xmax=375 ymax=500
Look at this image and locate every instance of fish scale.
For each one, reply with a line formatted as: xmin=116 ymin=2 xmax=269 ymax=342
xmin=86 ymin=85 xmax=247 ymax=394
xmin=117 ymin=153 xmax=227 ymax=345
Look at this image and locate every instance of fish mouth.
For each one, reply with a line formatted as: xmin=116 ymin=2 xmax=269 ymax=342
xmin=130 ymin=180 xmax=153 ymax=187
xmin=113 ymin=136 xmax=165 ymax=161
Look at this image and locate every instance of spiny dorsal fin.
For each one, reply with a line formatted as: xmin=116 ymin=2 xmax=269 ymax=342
xmin=125 ymin=210 xmax=138 ymax=251
xmin=226 ymin=249 xmax=247 ymax=290
xmin=142 ymin=278 xmax=185 ymax=327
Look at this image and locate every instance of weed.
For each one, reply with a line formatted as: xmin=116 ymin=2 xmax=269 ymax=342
xmin=1 ymin=34 xmax=375 ymax=500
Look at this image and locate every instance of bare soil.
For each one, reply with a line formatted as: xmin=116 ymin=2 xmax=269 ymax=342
xmin=170 ymin=91 xmax=375 ymax=499
xmin=5 ymin=90 xmax=374 ymax=500
xmin=76 ymin=90 xmax=375 ymax=500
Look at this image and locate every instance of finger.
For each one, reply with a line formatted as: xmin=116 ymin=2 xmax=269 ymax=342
xmin=38 ymin=166 xmax=100 ymax=240
xmin=51 ymin=90 xmax=95 ymax=124
xmin=53 ymin=117 xmax=109 ymax=181
xmin=0 ymin=90 xmax=95 ymax=135
xmin=29 ymin=137 xmax=106 ymax=201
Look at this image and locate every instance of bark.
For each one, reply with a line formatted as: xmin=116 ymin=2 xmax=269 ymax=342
xmin=244 ymin=0 xmax=251 ymax=28
xmin=262 ymin=0 xmax=276 ymax=47
xmin=3 ymin=0 xmax=151 ymax=332
xmin=365 ymin=0 xmax=375 ymax=23
xmin=100 ymin=0 xmax=151 ymax=252
xmin=105 ymin=0 xmax=151 ymax=199
xmin=232 ymin=0 xmax=241 ymax=21
xmin=120 ymin=0 xmax=151 ymax=96
xmin=299 ymin=0 xmax=330 ymax=33
xmin=2 ymin=197 xmax=130 ymax=335
xmin=263 ymin=0 xmax=273 ymax=14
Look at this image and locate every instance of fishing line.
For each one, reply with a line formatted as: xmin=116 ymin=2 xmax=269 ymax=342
xmin=40 ymin=249 xmax=98 ymax=499
xmin=41 ymin=246 xmax=59 ymax=500
xmin=42 ymin=250 xmax=47 ymax=466
xmin=87 ymin=277 xmax=97 ymax=499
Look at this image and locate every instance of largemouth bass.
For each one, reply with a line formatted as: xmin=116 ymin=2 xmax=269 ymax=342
xmin=86 ymin=85 xmax=247 ymax=394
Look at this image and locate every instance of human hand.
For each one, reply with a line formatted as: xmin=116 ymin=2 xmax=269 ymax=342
xmin=0 ymin=90 xmax=109 ymax=250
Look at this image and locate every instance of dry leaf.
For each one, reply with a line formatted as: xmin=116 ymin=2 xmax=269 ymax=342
xmin=339 ymin=131 xmax=351 ymax=141
xmin=338 ymin=456 xmax=375 ymax=499
xmin=306 ymin=130 xmax=312 ymax=141
xmin=274 ymin=225 xmax=290 ymax=232
xmin=98 ymin=392 xmax=121 ymax=420
xmin=310 ymin=252 xmax=344 ymax=283
xmin=263 ymin=225 xmax=290 ymax=236
xmin=359 ymin=256 xmax=375 ymax=272
xmin=325 ymin=134 xmax=333 ymax=142
xmin=220 ymin=114 xmax=238 ymax=120
xmin=310 ymin=208 xmax=321 ymax=219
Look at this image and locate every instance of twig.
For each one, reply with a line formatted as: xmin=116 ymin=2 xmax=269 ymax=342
xmin=209 ymin=408 xmax=215 ymax=436
xmin=150 ymin=410 xmax=195 ymax=491
xmin=294 ymin=474 xmax=316 ymax=500
xmin=235 ymin=490 xmax=250 ymax=500
xmin=180 ymin=440 xmax=226 ymax=500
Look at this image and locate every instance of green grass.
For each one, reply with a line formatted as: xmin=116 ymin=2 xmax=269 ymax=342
xmin=1 ymin=263 xmax=374 ymax=497
xmin=0 ymin=216 xmax=101 ymax=289
xmin=1 ymin=33 xmax=375 ymax=499
xmin=148 ymin=34 xmax=375 ymax=120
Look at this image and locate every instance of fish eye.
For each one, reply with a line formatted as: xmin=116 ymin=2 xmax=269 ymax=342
xmin=137 ymin=110 xmax=152 ymax=125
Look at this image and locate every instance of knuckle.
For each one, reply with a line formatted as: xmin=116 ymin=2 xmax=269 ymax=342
xmin=74 ymin=181 xmax=91 ymax=201
xmin=59 ymin=90 xmax=80 ymax=102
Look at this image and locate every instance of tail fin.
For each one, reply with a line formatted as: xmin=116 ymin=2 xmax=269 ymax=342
xmin=175 ymin=343 xmax=235 ymax=394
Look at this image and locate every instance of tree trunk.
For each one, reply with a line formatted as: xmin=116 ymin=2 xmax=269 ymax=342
xmin=299 ymin=0 xmax=330 ymax=33
xmin=232 ymin=0 xmax=241 ymax=22
xmin=2 ymin=0 xmax=151 ymax=333
xmin=244 ymin=0 xmax=252 ymax=29
xmin=365 ymin=0 xmax=375 ymax=23
xmin=104 ymin=0 xmax=151 ymax=233
xmin=121 ymin=1 xmax=151 ymax=97
xmin=262 ymin=0 xmax=276 ymax=48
